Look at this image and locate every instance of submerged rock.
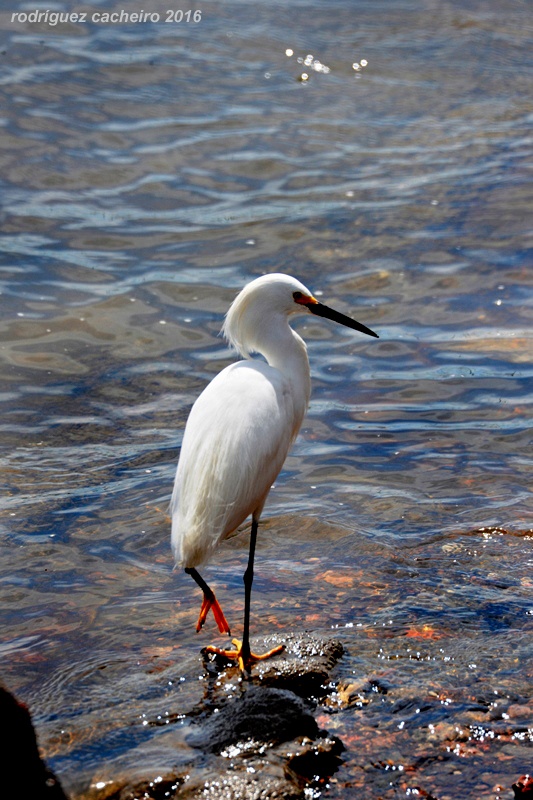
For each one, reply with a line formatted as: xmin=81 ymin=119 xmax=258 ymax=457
xmin=179 ymin=770 xmax=303 ymax=800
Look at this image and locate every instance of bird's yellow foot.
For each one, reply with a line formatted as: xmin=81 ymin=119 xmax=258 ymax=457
xmin=196 ymin=593 xmax=231 ymax=635
xmin=205 ymin=638 xmax=284 ymax=673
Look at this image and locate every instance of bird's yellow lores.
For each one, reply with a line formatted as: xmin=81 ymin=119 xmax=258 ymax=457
xmin=171 ymin=273 xmax=378 ymax=673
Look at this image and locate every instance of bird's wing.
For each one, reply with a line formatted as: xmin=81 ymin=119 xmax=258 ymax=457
xmin=171 ymin=360 xmax=301 ymax=568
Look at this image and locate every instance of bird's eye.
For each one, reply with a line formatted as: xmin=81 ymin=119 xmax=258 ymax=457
xmin=293 ymin=291 xmax=303 ymax=302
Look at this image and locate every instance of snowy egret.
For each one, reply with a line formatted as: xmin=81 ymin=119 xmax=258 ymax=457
xmin=171 ymin=273 xmax=378 ymax=673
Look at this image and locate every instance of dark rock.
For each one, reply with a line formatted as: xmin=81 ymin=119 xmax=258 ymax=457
xmin=179 ymin=634 xmax=346 ymax=798
xmin=187 ymin=686 xmax=318 ymax=754
xmin=513 ymin=775 xmax=533 ymax=798
xmin=0 ymin=686 xmax=69 ymax=800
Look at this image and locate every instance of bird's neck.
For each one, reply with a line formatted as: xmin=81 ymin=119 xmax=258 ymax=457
xmin=255 ymin=318 xmax=311 ymax=412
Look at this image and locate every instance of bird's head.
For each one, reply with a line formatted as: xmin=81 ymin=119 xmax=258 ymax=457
xmin=223 ymin=273 xmax=378 ymax=358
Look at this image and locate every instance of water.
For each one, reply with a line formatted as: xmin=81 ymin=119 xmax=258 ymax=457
xmin=0 ymin=0 xmax=531 ymax=797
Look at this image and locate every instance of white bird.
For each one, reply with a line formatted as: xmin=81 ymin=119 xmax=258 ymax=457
xmin=170 ymin=273 xmax=378 ymax=673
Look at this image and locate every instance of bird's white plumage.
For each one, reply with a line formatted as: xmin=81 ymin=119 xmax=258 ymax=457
xmin=170 ymin=274 xmax=313 ymax=568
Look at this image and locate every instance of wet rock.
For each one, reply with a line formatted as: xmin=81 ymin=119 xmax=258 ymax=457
xmin=187 ymin=686 xmax=318 ymax=754
xmin=178 ymin=734 xmax=344 ymax=800
xmin=285 ymin=734 xmax=344 ymax=782
xmin=206 ymin=631 xmax=344 ymax=699
xmin=180 ymin=633 xmax=346 ymax=799
xmin=85 ymin=633 xmax=346 ymax=800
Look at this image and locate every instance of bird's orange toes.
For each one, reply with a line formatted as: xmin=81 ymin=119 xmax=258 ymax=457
xmin=205 ymin=638 xmax=285 ymax=674
xmin=196 ymin=593 xmax=231 ymax=636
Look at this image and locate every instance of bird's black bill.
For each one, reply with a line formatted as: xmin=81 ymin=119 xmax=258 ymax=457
xmin=309 ymin=302 xmax=379 ymax=338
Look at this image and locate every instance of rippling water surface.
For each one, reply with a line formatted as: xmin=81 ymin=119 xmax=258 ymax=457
xmin=1 ymin=1 xmax=531 ymax=797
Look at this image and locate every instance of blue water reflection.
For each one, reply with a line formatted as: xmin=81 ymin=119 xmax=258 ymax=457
xmin=0 ymin=0 xmax=531 ymax=795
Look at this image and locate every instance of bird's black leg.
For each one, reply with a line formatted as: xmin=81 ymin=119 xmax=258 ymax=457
xmin=185 ymin=567 xmax=231 ymax=635
xmin=185 ymin=566 xmax=213 ymax=599
xmin=203 ymin=516 xmax=284 ymax=673
xmin=240 ymin=516 xmax=258 ymax=672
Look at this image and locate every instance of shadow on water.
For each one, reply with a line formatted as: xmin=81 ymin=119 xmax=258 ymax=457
xmin=0 ymin=0 xmax=532 ymax=797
